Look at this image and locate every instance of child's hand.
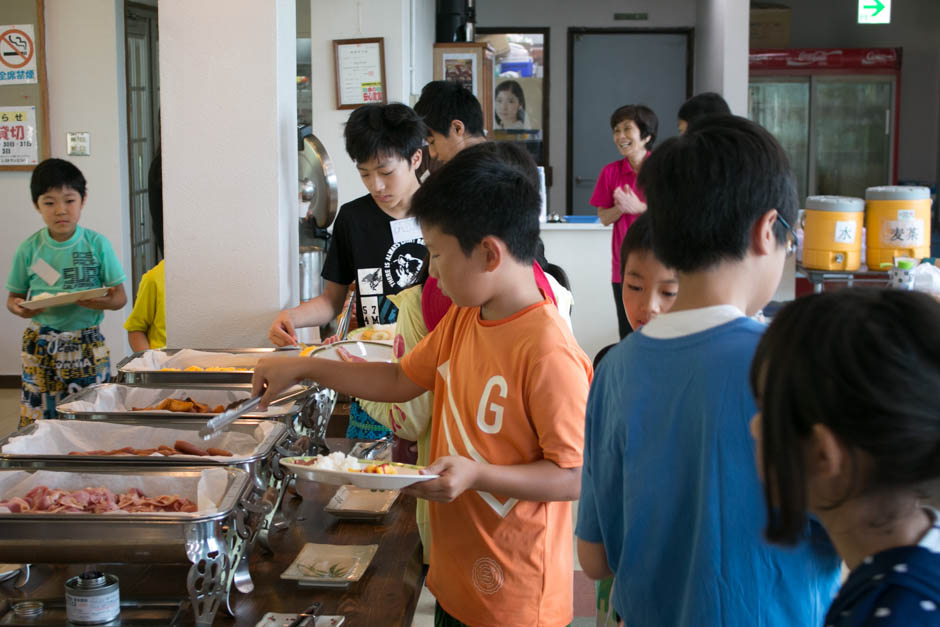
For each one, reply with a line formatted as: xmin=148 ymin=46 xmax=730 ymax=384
xmin=269 ymin=310 xmax=299 ymax=347
xmin=252 ymin=356 xmax=308 ymax=409
xmin=7 ymin=297 xmax=43 ymax=318
xmin=403 ymin=455 xmax=480 ymax=502
xmin=77 ymin=286 xmax=126 ymax=311
xmin=613 ymin=185 xmax=646 ymax=215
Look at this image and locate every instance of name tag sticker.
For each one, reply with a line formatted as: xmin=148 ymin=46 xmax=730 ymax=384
xmin=390 ymin=217 xmax=422 ymax=243
xmin=30 ymin=258 xmax=60 ymax=286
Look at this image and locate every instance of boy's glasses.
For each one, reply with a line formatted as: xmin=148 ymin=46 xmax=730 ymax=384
xmin=776 ymin=214 xmax=798 ymax=258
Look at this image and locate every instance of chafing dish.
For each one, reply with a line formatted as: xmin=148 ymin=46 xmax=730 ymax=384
xmin=0 ymin=467 xmax=255 ymax=626
xmin=115 ymin=348 xmax=287 ymax=385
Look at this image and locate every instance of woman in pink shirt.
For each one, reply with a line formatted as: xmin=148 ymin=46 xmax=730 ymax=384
xmin=590 ymin=104 xmax=658 ymax=338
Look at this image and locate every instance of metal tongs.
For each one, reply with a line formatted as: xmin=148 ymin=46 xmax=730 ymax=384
xmin=336 ymin=286 xmax=356 ymax=341
xmin=198 ymin=394 xmax=263 ymax=440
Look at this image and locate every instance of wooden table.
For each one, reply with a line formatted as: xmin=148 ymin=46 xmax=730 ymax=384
xmin=0 ymin=439 xmax=425 ymax=626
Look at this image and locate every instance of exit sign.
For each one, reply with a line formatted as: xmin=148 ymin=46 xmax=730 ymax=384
xmin=858 ymin=0 xmax=891 ymax=24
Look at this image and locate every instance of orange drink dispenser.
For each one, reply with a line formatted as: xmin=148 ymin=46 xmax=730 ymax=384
xmin=801 ymin=196 xmax=865 ymax=271
xmin=865 ymin=186 xmax=932 ymax=271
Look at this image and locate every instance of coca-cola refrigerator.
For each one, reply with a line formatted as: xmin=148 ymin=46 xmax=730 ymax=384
xmin=748 ymin=48 xmax=901 ymax=204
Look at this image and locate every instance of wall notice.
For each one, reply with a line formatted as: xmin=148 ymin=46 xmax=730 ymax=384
xmin=0 ymin=24 xmax=37 ymax=84
xmin=0 ymin=106 xmax=38 ymax=165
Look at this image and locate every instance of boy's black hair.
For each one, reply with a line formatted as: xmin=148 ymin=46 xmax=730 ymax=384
xmin=618 ymin=212 xmax=666 ymax=277
xmin=677 ymin=92 xmax=731 ymax=127
xmin=413 ymin=80 xmax=484 ymax=138
xmin=610 ymin=104 xmax=658 ymax=150
xmin=344 ymin=103 xmax=426 ymax=164
xmin=494 ymin=80 xmax=526 ymax=126
xmin=30 ymin=158 xmax=87 ymax=203
xmin=410 ymin=142 xmax=539 ymax=263
xmin=638 ymin=114 xmax=797 ymax=273
xmin=750 ymin=289 xmax=940 ymax=545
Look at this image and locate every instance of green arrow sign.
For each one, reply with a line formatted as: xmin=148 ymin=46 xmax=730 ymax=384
xmin=858 ymin=0 xmax=891 ymax=23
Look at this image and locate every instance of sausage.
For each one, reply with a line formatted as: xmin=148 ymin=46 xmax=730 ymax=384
xmin=206 ymin=447 xmax=233 ymax=457
xmin=174 ymin=440 xmax=209 ymax=456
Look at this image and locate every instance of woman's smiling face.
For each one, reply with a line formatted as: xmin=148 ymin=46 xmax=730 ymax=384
xmin=612 ymin=119 xmax=649 ymax=160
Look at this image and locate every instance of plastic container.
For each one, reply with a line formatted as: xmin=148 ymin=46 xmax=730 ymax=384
xmin=499 ymin=60 xmax=533 ymax=77
xmin=801 ymin=195 xmax=865 ymax=271
xmin=887 ymin=259 xmax=917 ymax=290
xmin=865 ymin=186 xmax=932 ymax=272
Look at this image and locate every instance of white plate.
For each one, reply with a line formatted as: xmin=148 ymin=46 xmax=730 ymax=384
xmin=256 ymin=613 xmax=345 ymax=627
xmin=280 ymin=456 xmax=438 ymax=490
xmin=324 ymin=485 xmax=399 ymax=519
xmin=281 ymin=543 xmax=377 ymax=585
xmin=346 ymin=323 xmax=395 ymax=344
xmin=21 ymin=287 xmax=109 ymax=310
xmin=308 ymin=340 xmax=394 ymax=363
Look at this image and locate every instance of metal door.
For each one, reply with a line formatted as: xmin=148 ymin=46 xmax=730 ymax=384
xmin=568 ymin=30 xmax=691 ymax=214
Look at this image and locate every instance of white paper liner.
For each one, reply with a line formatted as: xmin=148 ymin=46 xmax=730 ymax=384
xmin=0 ymin=467 xmax=230 ymax=515
xmin=56 ymin=384 xmax=299 ymax=418
xmin=1 ymin=419 xmax=278 ymax=461
xmin=121 ymin=348 xmax=268 ymax=371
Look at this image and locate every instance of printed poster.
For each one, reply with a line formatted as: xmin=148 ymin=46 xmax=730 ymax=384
xmin=0 ymin=106 xmax=38 ymax=166
xmin=0 ymin=25 xmax=38 ymax=85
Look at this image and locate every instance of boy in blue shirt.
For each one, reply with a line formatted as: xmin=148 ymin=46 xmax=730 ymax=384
xmin=576 ymin=115 xmax=842 ymax=625
xmin=6 ymin=159 xmax=127 ymax=427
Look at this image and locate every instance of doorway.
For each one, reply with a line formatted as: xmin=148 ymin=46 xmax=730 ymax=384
xmin=124 ymin=3 xmax=160 ymax=299
xmin=567 ymin=29 xmax=692 ymax=214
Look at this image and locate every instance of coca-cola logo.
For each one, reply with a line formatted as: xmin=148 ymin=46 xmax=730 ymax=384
xmin=862 ymin=49 xmax=896 ymax=65
xmin=786 ymin=50 xmax=843 ymax=67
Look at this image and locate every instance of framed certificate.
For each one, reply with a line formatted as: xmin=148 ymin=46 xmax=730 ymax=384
xmin=333 ymin=37 xmax=387 ymax=110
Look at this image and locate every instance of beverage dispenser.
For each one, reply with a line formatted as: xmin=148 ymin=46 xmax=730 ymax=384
xmin=298 ymin=132 xmax=337 ymax=302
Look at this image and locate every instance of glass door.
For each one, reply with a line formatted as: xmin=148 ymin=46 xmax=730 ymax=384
xmin=812 ymin=76 xmax=894 ymax=197
xmin=748 ymin=78 xmax=810 ymax=203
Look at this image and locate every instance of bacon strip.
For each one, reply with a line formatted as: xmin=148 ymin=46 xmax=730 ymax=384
xmin=0 ymin=485 xmax=197 ymax=514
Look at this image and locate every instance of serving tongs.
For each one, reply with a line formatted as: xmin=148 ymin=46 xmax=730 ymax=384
xmin=336 ymin=286 xmax=356 ymax=341
xmin=199 ymin=396 xmax=263 ymax=440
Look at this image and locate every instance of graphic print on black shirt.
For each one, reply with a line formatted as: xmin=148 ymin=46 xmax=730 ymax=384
xmin=322 ymin=194 xmax=426 ymax=327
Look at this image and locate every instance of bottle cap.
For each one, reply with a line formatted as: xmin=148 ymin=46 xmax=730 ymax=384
xmin=898 ymin=259 xmax=916 ymax=270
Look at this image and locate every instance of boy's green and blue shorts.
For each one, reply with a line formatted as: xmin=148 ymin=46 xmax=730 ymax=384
xmin=19 ymin=321 xmax=111 ymax=427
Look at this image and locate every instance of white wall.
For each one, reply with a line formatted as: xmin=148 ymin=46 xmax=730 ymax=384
xmin=308 ymin=0 xmax=435 ymax=209
xmin=0 ymin=0 xmax=131 ymax=376
xmin=785 ymin=0 xmax=940 ymax=186
xmin=476 ymin=0 xmax=698 ymax=213
xmin=159 ymin=0 xmax=298 ymax=346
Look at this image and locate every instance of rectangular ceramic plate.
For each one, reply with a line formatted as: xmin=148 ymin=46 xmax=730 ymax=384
xmin=280 ymin=543 xmax=378 ymax=586
xmin=20 ymin=287 xmax=109 ymax=310
xmin=324 ymin=485 xmax=399 ymax=519
xmin=255 ymin=613 xmax=345 ymax=627
xmin=280 ymin=457 xmax=438 ymax=490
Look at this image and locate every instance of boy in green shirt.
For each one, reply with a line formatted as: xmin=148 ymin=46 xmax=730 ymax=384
xmin=6 ymin=158 xmax=127 ymax=426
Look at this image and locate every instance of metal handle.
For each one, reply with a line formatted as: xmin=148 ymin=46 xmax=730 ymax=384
xmin=199 ymin=396 xmax=263 ymax=439
xmin=336 ymin=286 xmax=356 ymax=341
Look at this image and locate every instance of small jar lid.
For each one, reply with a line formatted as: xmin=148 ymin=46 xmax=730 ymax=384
xmin=805 ymin=195 xmax=865 ymax=212
xmin=865 ymin=186 xmax=930 ymax=201
xmin=897 ymin=259 xmax=916 ymax=270
xmin=12 ymin=601 xmax=43 ymax=617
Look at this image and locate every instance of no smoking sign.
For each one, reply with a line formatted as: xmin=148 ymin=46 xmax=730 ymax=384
xmin=0 ymin=24 xmax=37 ymax=84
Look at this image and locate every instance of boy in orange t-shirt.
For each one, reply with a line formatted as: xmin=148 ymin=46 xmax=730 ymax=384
xmin=252 ymin=143 xmax=592 ymax=627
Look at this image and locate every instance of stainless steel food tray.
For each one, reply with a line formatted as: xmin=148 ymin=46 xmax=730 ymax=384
xmin=0 ymin=466 xmax=258 ymax=627
xmin=116 ymin=348 xmax=289 ymax=385
xmin=56 ymin=382 xmax=308 ymax=421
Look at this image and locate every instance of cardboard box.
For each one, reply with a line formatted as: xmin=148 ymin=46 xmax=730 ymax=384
xmin=750 ymin=2 xmax=791 ymax=49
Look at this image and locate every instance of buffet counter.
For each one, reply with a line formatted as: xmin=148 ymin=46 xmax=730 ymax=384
xmin=0 ymin=439 xmax=425 ymax=626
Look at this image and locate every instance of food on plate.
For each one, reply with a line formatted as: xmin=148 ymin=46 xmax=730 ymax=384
xmin=353 ymin=463 xmax=397 ymax=475
xmin=293 ymin=451 xmax=363 ymax=472
xmin=67 ymin=442 xmax=232 ymax=457
xmin=0 ymin=485 xmax=197 ymax=514
xmin=132 ymin=397 xmax=242 ymax=413
xmin=30 ymin=292 xmax=56 ymax=301
xmin=356 ymin=328 xmax=392 ymax=341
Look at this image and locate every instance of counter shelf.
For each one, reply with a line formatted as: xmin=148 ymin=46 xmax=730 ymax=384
xmin=796 ymin=263 xmax=891 ymax=293
xmin=0 ymin=466 xmax=256 ymax=626
xmin=0 ymin=439 xmax=426 ymax=626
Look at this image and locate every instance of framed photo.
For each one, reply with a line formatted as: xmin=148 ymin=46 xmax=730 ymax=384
xmin=333 ymin=37 xmax=387 ymax=110
xmin=433 ymin=42 xmax=494 ymax=134
xmin=476 ymin=28 xmax=550 ymax=174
